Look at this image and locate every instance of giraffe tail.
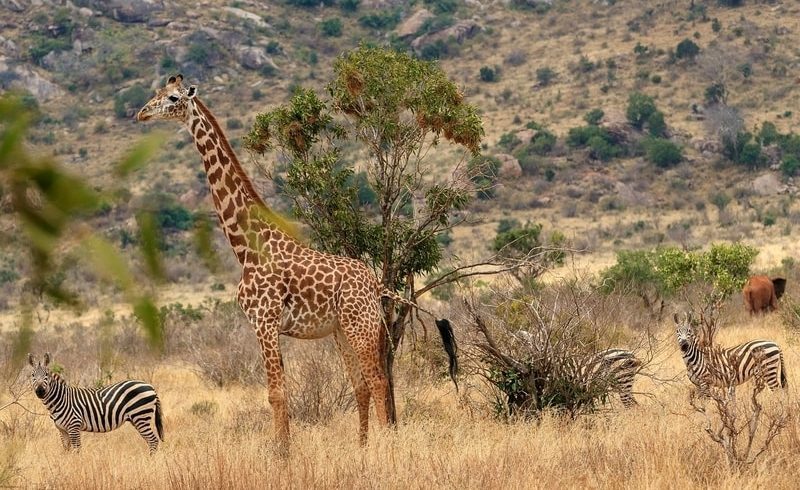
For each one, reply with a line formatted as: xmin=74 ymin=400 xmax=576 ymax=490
xmin=435 ymin=318 xmax=459 ymax=392
xmin=155 ymin=397 xmax=165 ymax=441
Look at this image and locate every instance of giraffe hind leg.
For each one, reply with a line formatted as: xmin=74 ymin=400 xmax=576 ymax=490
xmin=334 ymin=330 xmax=371 ymax=446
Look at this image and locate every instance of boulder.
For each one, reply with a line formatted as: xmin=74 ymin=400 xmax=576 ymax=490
xmin=0 ymin=57 xmax=63 ymax=101
xmin=89 ymin=0 xmax=164 ymax=23
xmin=395 ymin=9 xmax=434 ymax=39
xmin=237 ymin=46 xmax=277 ymax=71
xmin=751 ymin=172 xmax=782 ymax=196
xmin=223 ymin=7 xmax=268 ymax=28
xmin=495 ymin=153 xmax=522 ymax=179
xmin=0 ymin=0 xmax=26 ymax=12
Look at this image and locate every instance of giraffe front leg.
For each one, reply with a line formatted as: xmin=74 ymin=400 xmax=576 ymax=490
xmin=255 ymin=324 xmax=290 ymax=456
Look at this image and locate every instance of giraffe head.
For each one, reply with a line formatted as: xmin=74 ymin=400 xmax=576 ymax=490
xmin=28 ymin=352 xmax=53 ymax=399
xmin=136 ymin=74 xmax=197 ymax=123
xmin=673 ymin=312 xmax=697 ymax=353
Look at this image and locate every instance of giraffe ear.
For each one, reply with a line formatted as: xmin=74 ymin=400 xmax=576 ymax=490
xmin=43 ymin=352 xmax=50 ymax=367
xmin=168 ymin=74 xmax=184 ymax=85
xmin=28 ymin=353 xmax=35 ymax=367
xmin=187 ymin=85 xmax=197 ymax=98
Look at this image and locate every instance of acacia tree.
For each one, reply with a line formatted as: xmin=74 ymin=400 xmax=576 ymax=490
xmin=245 ymin=46 xmax=491 ymax=421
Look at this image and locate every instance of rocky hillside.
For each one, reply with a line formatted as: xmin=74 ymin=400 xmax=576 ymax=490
xmin=1 ymin=0 xmax=800 ymax=299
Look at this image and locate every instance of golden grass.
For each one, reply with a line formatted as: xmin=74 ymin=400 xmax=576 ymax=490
xmin=2 ymin=315 xmax=800 ymax=489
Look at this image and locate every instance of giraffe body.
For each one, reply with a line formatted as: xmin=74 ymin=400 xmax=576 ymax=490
xmin=137 ymin=75 xmax=390 ymax=452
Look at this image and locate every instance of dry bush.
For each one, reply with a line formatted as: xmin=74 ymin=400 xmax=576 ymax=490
xmin=457 ymin=277 xmax=654 ymax=419
xmin=282 ymin=338 xmax=355 ymax=425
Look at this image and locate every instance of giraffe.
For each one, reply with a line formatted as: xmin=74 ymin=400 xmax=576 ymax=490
xmin=136 ymin=74 xmax=397 ymax=453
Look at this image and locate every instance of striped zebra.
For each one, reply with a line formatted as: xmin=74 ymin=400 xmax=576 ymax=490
xmin=516 ymin=330 xmax=641 ymax=408
xmin=673 ymin=313 xmax=788 ymax=395
xmin=582 ymin=348 xmax=642 ymax=408
xmin=28 ymin=353 xmax=164 ymax=454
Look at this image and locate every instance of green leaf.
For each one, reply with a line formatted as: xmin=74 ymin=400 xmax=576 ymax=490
xmin=133 ymin=295 xmax=163 ymax=348
xmin=137 ymin=211 xmax=164 ymax=282
xmin=115 ymin=133 xmax=165 ymax=177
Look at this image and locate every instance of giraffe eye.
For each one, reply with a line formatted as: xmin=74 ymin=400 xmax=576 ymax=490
xmin=168 ymin=95 xmax=179 ymax=103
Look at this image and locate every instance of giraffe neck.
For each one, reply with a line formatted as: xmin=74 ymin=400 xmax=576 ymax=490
xmin=187 ymin=98 xmax=286 ymax=264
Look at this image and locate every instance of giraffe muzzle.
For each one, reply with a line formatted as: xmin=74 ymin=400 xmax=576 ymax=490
xmin=136 ymin=107 xmax=152 ymax=122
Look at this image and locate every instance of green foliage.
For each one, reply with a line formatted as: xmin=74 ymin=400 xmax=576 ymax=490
xmin=712 ymin=18 xmax=722 ymax=32
xmin=718 ymin=0 xmax=744 ymax=6
xmin=479 ymin=66 xmax=499 ymax=83
xmin=245 ymin=46 xmax=481 ymax=297
xmin=600 ymin=243 xmax=758 ymax=299
xmin=757 ymin=122 xmax=779 ymax=147
xmin=286 ymin=0 xmax=335 ymax=6
xmin=339 ymin=0 xmax=360 ymax=12
xmin=493 ymin=222 xmax=565 ymax=267
xmin=320 ymin=17 xmax=343 ymax=37
xmin=114 ymin=84 xmax=149 ymax=119
xmin=498 ymin=132 xmax=522 ymax=152
xmin=675 ymin=38 xmax=700 ymax=60
xmin=536 ymin=67 xmax=556 ymax=86
xmin=709 ymin=191 xmax=731 ymax=211
xmin=567 ymin=125 xmax=623 ymax=161
xmin=626 ymin=92 xmax=658 ymax=130
xmin=643 ymin=137 xmax=682 ymax=168
xmin=647 ymin=111 xmax=666 ymax=137
xmin=28 ymin=36 xmax=73 ymax=65
xmin=584 ymin=108 xmax=604 ymax=126
xmin=704 ymin=82 xmax=728 ymax=105
xmin=423 ymin=0 xmax=458 ymax=14
xmin=358 ymin=9 xmax=401 ymax=30
xmin=781 ymin=155 xmax=800 ymax=177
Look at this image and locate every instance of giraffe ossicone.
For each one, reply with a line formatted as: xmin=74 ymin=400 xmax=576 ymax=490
xmin=137 ymin=74 xmax=453 ymax=452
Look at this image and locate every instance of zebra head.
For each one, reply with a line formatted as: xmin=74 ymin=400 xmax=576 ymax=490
xmin=28 ymin=353 xmax=52 ymax=399
xmin=673 ymin=312 xmax=697 ymax=354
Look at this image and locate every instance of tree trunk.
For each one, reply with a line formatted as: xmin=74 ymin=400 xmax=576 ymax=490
xmin=382 ymin=300 xmax=412 ymax=426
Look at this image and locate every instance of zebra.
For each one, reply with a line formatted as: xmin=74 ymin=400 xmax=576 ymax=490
xmin=515 ymin=330 xmax=641 ymax=408
xmin=582 ymin=348 xmax=642 ymax=408
xmin=28 ymin=353 xmax=164 ymax=454
xmin=673 ymin=313 xmax=788 ymax=395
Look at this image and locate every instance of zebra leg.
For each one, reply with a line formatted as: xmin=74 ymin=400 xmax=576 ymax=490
xmin=619 ymin=389 xmax=637 ymax=408
xmin=334 ymin=330 xmax=371 ymax=446
xmin=57 ymin=427 xmax=70 ymax=450
xmin=67 ymin=428 xmax=81 ymax=452
xmin=131 ymin=417 xmax=160 ymax=454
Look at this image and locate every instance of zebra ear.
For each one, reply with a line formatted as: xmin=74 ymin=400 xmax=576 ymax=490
xmin=27 ymin=353 xmax=35 ymax=367
xmin=43 ymin=352 xmax=50 ymax=367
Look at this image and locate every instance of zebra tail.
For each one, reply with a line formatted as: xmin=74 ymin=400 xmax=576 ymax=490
xmin=155 ymin=397 xmax=165 ymax=442
xmin=436 ymin=319 xmax=459 ymax=391
xmin=780 ymin=353 xmax=789 ymax=388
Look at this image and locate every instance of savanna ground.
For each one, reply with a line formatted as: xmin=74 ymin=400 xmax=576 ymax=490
xmin=2 ymin=288 xmax=800 ymax=489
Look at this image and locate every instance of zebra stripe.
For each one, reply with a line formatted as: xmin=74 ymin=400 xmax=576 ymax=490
xmin=583 ymin=348 xmax=641 ymax=408
xmin=29 ymin=353 xmax=164 ymax=454
xmin=516 ymin=331 xmax=641 ymax=408
xmin=673 ymin=315 xmax=788 ymax=394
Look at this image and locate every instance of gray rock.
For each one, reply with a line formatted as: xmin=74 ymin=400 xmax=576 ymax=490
xmin=89 ymin=0 xmax=164 ymax=23
xmin=751 ymin=172 xmax=782 ymax=196
xmin=0 ymin=57 xmax=63 ymax=101
xmin=223 ymin=7 xmax=267 ymax=28
xmin=0 ymin=35 xmax=18 ymax=57
xmin=236 ymin=46 xmax=277 ymax=71
xmin=495 ymin=153 xmax=522 ymax=179
xmin=1 ymin=0 xmax=26 ymax=12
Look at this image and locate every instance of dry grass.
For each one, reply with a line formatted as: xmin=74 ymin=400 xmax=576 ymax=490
xmin=2 ymin=313 xmax=800 ymax=489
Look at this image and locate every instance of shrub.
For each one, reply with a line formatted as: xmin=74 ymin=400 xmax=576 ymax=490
xmin=781 ymin=155 xmax=800 ymax=177
xmin=757 ymin=121 xmax=779 ymax=147
xmin=113 ymin=84 xmax=149 ymax=119
xmin=226 ymin=118 xmax=243 ymax=130
xmin=536 ymin=67 xmax=556 ymax=86
xmin=711 ymin=18 xmax=722 ymax=32
xmin=423 ymin=0 xmax=458 ymax=14
xmin=647 ymin=110 xmax=666 ymax=137
xmin=320 ymin=17 xmax=343 ymax=37
xmin=709 ymin=191 xmax=731 ymax=211
xmin=584 ymin=108 xmax=604 ymax=126
xmin=705 ymin=82 xmax=728 ymax=105
xmin=643 ymin=138 xmax=682 ymax=168
xmin=358 ymin=9 xmax=401 ymax=29
xmin=479 ymin=66 xmax=499 ymax=83
xmin=339 ymin=0 xmax=360 ymax=12
xmin=626 ymin=92 xmax=657 ymax=130
xmin=498 ymin=132 xmax=522 ymax=151
xmin=675 ymin=38 xmax=700 ymax=60
xmin=587 ymin=135 xmax=620 ymax=162
xmin=529 ymin=129 xmax=556 ymax=155
xmin=265 ymin=41 xmax=282 ymax=55
xmin=738 ymin=142 xmax=764 ymax=169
